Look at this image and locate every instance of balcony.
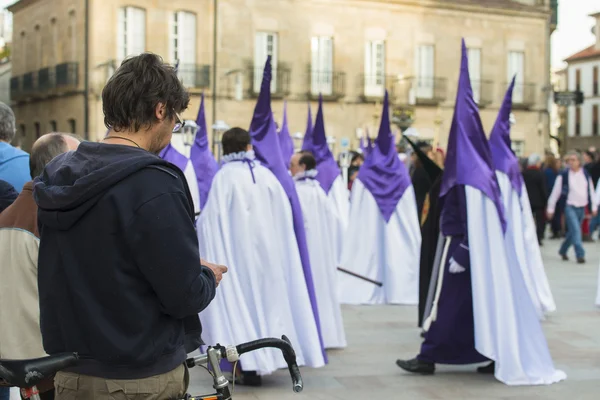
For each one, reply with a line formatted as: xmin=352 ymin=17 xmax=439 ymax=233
xmin=391 ymin=76 xmax=448 ymax=106
xmin=511 ymin=83 xmax=537 ymax=109
xmin=471 ymin=79 xmax=495 ymax=107
xmin=307 ymin=69 xmax=346 ymax=101
xmin=357 ymin=74 xmax=397 ymax=102
xmin=10 ymin=62 xmax=79 ymax=102
xmin=248 ymin=64 xmax=291 ymax=99
xmin=177 ymin=64 xmax=211 ymax=89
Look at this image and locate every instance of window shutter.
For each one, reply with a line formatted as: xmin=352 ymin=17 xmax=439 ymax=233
xmin=117 ymin=8 xmax=125 ymax=62
xmin=468 ymin=48 xmax=481 ymax=103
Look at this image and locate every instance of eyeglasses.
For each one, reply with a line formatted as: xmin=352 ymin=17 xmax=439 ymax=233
xmin=173 ymin=110 xmax=185 ymax=133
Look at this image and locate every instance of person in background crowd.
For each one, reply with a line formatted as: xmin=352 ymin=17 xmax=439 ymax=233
xmin=547 ymin=151 xmax=598 ymax=264
xmin=0 ymin=133 xmax=82 ymax=400
xmin=583 ymin=150 xmax=595 ymax=174
xmin=522 ymin=153 xmax=548 ymax=245
xmin=32 ymin=53 xmax=224 ymax=400
xmin=543 ymin=154 xmax=562 ymax=238
xmin=0 ymin=179 xmax=17 ymax=213
xmin=410 ymin=141 xmax=435 ymax=218
xmin=347 ymin=151 xmax=364 ymax=190
xmin=0 ymin=102 xmax=30 ymax=192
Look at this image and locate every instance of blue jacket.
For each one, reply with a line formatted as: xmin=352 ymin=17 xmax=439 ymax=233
xmin=33 ymin=142 xmax=216 ymax=379
xmin=0 ymin=141 xmax=30 ymax=192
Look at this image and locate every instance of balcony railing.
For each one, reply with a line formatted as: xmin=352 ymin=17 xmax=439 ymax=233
xmin=471 ymin=79 xmax=495 ymax=107
xmin=308 ymin=70 xmax=346 ymax=100
xmin=10 ymin=62 xmax=79 ymax=101
xmin=177 ymin=64 xmax=211 ymax=89
xmin=511 ymin=82 xmax=537 ymax=109
xmin=249 ymin=64 xmax=291 ymax=98
xmin=391 ymin=76 xmax=448 ymax=106
xmin=358 ymin=74 xmax=397 ymax=101
xmin=56 ymin=62 xmax=78 ymax=88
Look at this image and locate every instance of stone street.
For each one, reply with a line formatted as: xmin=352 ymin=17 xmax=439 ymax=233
xmin=188 ymin=239 xmax=600 ymax=399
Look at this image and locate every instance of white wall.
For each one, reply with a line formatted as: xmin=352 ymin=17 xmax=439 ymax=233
xmin=567 ymin=58 xmax=600 ymax=137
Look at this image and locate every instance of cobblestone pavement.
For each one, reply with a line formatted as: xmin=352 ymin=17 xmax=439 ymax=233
xmin=188 ymin=239 xmax=600 ymax=399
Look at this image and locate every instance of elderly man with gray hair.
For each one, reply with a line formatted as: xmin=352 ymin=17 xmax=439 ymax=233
xmin=547 ymin=150 xmax=598 ymax=263
xmin=522 ymin=153 xmax=548 ymax=245
xmin=0 ymin=102 xmax=30 ymax=192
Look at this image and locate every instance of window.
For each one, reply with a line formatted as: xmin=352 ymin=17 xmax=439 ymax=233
xmin=507 ymin=51 xmax=524 ymax=103
xmin=170 ymin=11 xmax=197 ymax=87
xmin=20 ymin=31 xmax=26 ymax=71
xmin=594 ymin=66 xmax=598 ymax=96
xmin=511 ymin=140 xmax=524 ymax=157
xmin=35 ymin=25 xmax=42 ymax=68
xmin=311 ymin=36 xmax=333 ymax=96
xmin=254 ymin=32 xmax=278 ymax=93
xmin=467 ymin=47 xmax=481 ymax=103
xmin=34 ymin=122 xmax=41 ymax=139
xmin=117 ymin=7 xmax=146 ymax=62
xmin=69 ymin=11 xmax=76 ymax=61
xmin=364 ymin=40 xmax=385 ymax=97
xmin=416 ymin=44 xmax=435 ymax=99
xmin=575 ymin=106 xmax=581 ymax=136
xmin=575 ymin=69 xmax=581 ymax=91
xmin=50 ymin=18 xmax=57 ymax=65
xmin=593 ymin=105 xmax=599 ymax=136
xmin=68 ymin=119 xmax=76 ymax=134
xmin=50 ymin=120 xmax=57 ymax=132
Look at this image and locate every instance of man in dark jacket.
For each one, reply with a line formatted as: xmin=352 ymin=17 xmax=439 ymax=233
xmin=33 ymin=53 xmax=227 ymax=400
xmin=522 ymin=153 xmax=548 ymax=245
xmin=0 ymin=179 xmax=17 ymax=213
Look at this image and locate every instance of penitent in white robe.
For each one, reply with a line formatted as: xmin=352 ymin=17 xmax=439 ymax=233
xmin=182 ymin=160 xmax=201 ymax=216
xmin=496 ymin=172 xmax=556 ymax=317
xmin=466 ymin=186 xmax=566 ymax=385
xmin=197 ymin=161 xmax=324 ymax=374
xmin=338 ymin=179 xmax=421 ymax=305
xmin=328 ymin=175 xmax=350 ymax=258
xmin=295 ymin=177 xmax=347 ymax=349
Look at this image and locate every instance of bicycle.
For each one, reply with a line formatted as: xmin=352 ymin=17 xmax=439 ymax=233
xmin=0 ymin=335 xmax=303 ymax=400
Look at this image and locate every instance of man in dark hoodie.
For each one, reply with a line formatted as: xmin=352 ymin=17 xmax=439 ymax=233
xmin=33 ymin=53 xmax=227 ymax=400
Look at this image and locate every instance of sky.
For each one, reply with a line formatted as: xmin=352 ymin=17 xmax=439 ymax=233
xmin=551 ymin=0 xmax=597 ymax=69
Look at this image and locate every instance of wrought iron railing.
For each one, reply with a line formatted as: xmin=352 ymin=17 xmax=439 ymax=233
xmin=308 ymin=70 xmax=346 ymax=100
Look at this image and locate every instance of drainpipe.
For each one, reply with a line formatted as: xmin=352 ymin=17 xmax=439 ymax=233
xmin=83 ymin=0 xmax=90 ymax=139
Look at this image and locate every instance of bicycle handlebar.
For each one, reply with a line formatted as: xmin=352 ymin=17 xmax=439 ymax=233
xmin=231 ymin=335 xmax=303 ymax=393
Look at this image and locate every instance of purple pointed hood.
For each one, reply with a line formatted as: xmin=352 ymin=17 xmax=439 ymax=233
xmin=159 ymin=143 xmax=188 ymax=172
xmin=278 ymin=101 xmax=294 ymax=166
xmin=489 ymin=77 xmax=523 ymax=196
xmin=249 ymin=56 xmax=326 ymax=359
xmin=312 ymin=96 xmax=341 ymax=193
xmin=357 ymin=91 xmax=411 ymax=222
xmin=190 ymin=93 xmax=219 ymax=209
xmin=440 ymin=39 xmax=506 ymax=232
xmin=301 ymin=104 xmax=313 ymax=151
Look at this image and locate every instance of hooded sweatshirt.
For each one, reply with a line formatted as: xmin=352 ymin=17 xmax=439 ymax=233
xmin=33 ymin=142 xmax=216 ymax=379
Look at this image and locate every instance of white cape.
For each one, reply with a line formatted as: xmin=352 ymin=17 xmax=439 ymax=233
xmin=338 ymin=179 xmax=421 ymax=305
xmin=183 ymin=160 xmax=200 ymax=215
xmin=197 ymin=162 xmax=325 ymax=375
xmin=296 ymin=178 xmax=347 ymax=349
xmin=496 ymin=172 xmax=546 ymax=318
xmin=328 ymin=175 xmax=350 ymax=260
xmin=466 ymin=186 xmax=566 ymax=385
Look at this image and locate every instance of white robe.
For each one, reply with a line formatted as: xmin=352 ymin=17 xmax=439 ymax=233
xmin=466 ymin=186 xmax=566 ymax=385
xmin=182 ymin=160 xmax=201 ymax=215
xmin=197 ymin=161 xmax=325 ymax=375
xmin=295 ymin=178 xmax=347 ymax=349
xmin=496 ymin=172 xmax=547 ymax=319
xmin=338 ymin=179 xmax=421 ymax=305
xmin=328 ymin=175 xmax=350 ymax=261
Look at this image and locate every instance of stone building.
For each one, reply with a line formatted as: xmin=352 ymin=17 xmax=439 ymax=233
xmin=8 ymin=0 xmax=555 ymax=155
xmin=563 ymin=11 xmax=600 ymax=151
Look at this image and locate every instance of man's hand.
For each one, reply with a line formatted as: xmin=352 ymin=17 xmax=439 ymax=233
xmin=547 ymin=212 xmax=554 ymax=220
xmin=202 ymin=259 xmax=228 ymax=286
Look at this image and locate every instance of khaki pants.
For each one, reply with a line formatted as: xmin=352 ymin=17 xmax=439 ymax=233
xmin=54 ymin=364 xmax=188 ymax=400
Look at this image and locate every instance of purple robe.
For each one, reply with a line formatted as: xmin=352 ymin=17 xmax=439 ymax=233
xmin=278 ymin=102 xmax=294 ymax=167
xmin=301 ymin=104 xmax=313 ymax=152
xmin=159 ymin=143 xmax=188 ymax=172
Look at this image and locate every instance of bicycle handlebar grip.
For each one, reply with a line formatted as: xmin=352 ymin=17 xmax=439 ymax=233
xmin=288 ymin=363 xmax=303 ymax=393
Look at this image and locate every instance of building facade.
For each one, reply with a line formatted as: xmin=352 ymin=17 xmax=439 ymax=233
xmin=564 ymin=12 xmax=600 ymax=151
xmin=9 ymin=0 xmax=554 ymax=155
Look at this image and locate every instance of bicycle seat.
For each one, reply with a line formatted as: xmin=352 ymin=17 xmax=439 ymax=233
xmin=0 ymin=353 xmax=78 ymax=388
